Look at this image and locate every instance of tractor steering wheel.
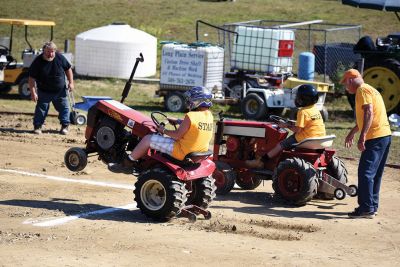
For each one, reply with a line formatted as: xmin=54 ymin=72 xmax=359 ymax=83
xmin=0 ymin=45 xmax=9 ymax=56
xmin=151 ymin=111 xmax=177 ymax=133
xmin=269 ymin=115 xmax=295 ymax=127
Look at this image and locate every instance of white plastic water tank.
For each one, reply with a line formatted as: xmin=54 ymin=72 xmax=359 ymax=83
xmin=75 ymin=23 xmax=157 ymax=78
xmin=232 ymin=26 xmax=295 ymax=73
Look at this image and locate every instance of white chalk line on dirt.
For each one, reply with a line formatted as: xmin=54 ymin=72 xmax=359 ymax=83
xmin=23 ymin=203 xmax=137 ymax=227
xmin=0 ymin=168 xmax=138 ymax=227
xmin=0 ymin=168 xmax=135 ymax=190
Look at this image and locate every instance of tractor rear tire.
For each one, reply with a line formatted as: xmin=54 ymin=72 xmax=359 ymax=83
xmin=272 ymin=157 xmax=318 ymax=206
xmin=134 ymin=168 xmax=188 ymax=222
xmin=361 ymin=58 xmax=400 ymax=114
xmin=18 ymin=76 xmax=30 ymax=99
xmin=213 ymin=161 xmax=236 ymax=195
xmin=241 ymin=93 xmax=266 ymax=120
xmin=235 ymin=171 xmax=263 ymax=190
xmin=317 ymin=155 xmax=348 ymax=200
xmin=186 ymin=176 xmax=217 ymax=209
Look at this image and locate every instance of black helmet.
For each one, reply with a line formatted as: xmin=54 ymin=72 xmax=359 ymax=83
xmin=294 ymin=84 xmax=319 ymax=107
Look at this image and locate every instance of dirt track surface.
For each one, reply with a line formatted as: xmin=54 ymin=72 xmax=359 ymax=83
xmin=0 ymin=113 xmax=399 ymax=266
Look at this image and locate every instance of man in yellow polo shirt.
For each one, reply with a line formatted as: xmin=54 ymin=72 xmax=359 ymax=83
xmin=108 ymin=86 xmax=214 ymax=174
xmin=341 ymin=69 xmax=392 ymax=219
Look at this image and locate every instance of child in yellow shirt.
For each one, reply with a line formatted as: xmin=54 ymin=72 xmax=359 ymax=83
xmin=246 ymin=84 xmax=326 ymax=168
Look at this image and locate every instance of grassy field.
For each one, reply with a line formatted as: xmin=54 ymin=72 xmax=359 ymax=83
xmin=1 ymin=0 xmax=398 ymax=56
xmin=0 ymin=0 xmax=398 ymax=164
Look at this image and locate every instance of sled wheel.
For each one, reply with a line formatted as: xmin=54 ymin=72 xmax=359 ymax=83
xmin=241 ymin=93 xmax=266 ymax=120
xmin=334 ymin=188 xmax=346 ymax=200
xmin=134 ymin=168 xmax=188 ymax=222
xmin=348 ymin=184 xmax=358 ymax=197
xmin=164 ymin=91 xmax=186 ymax=112
xmin=186 ymin=176 xmax=216 ymax=209
xmin=75 ymin=114 xmax=87 ymax=125
xmin=317 ymin=156 xmax=348 ymax=200
xmin=272 ymin=157 xmax=318 ymax=206
xmin=18 ymin=76 xmax=30 ymax=99
xmin=64 ymin=147 xmax=88 ymax=172
xmin=213 ymin=161 xmax=236 ymax=195
xmin=236 ymin=170 xmax=263 ymax=190
xmin=362 ymin=58 xmax=400 ymax=114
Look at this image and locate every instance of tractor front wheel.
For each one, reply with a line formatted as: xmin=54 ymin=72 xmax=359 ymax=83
xmin=235 ymin=170 xmax=263 ymax=190
xmin=64 ymin=147 xmax=88 ymax=172
xmin=272 ymin=157 xmax=318 ymax=206
xmin=213 ymin=161 xmax=236 ymax=195
xmin=134 ymin=168 xmax=188 ymax=221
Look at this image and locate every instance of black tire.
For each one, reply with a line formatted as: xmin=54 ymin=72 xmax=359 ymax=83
xmin=64 ymin=147 xmax=88 ymax=172
xmin=241 ymin=93 xmax=266 ymax=120
xmin=213 ymin=161 xmax=236 ymax=195
xmin=18 ymin=76 xmax=30 ymax=99
xmin=225 ymin=83 xmax=243 ymax=99
xmin=164 ymin=91 xmax=186 ymax=112
xmin=134 ymin=168 xmax=188 ymax=222
xmin=186 ymin=176 xmax=216 ymax=209
xmin=75 ymin=114 xmax=87 ymax=125
xmin=235 ymin=172 xmax=263 ymax=190
xmin=348 ymin=184 xmax=358 ymax=197
xmin=317 ymin=155 xmax=348 ymax=200
xmin=362 ymin=58 xmax=400 ymax=114
xmin=0 ymin=83 xmax=12 ymax=94
xmin=334 ymin=188 xmax=346 ymax=200
xmin=272 ymin=157 xmax=318 ymax=206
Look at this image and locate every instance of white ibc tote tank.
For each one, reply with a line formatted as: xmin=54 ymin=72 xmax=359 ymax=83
xmin=75 ymin=23 xmax=157 ymax=78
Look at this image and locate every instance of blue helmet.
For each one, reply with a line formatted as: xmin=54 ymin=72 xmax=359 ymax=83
xmin=184 ymin=86 xmax=212 ymax=110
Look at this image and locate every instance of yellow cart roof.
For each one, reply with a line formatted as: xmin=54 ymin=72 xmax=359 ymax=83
xmin=0 ymin=18 xmax=55 ymax=26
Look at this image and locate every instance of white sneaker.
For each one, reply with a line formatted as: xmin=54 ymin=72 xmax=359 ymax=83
xmin=33 ymin=126 xmax=42 ymax=135
xmin=60 ymin=125 xmax=69 ymax=135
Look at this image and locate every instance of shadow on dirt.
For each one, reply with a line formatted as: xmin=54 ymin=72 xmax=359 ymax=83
xmin=0 ymin=199 xmax=154 ymax=224
xmin=214 ymin=190 xmax=348 ymax=220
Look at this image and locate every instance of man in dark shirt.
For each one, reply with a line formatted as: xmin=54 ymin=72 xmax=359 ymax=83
xmin=29 ymin=41 xmax=74 ymax=135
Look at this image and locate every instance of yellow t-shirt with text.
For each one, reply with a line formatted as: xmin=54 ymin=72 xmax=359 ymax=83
xmin=355 ymin=83 xmax=391 ymax=140
xmin=295 ymin=105 xmax=326 ymax=142
xmin=172 ymin=110 xmax=214 ymax=160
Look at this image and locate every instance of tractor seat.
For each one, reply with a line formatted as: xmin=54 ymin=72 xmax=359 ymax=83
xmin=162 ymin=150 xmax=213 ymax=168
xmin=293 ymin=135 xmax=336 ymax=150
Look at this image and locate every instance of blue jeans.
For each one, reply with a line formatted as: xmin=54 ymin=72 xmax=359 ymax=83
xmin=33 ymin=90 xmax=70 ymax=127
xmin=358 ymin=135 xmax=391 ymax=213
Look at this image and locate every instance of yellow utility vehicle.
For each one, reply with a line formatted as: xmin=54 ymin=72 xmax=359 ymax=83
xmin=0 ymin=18 xmax=56 ymax=98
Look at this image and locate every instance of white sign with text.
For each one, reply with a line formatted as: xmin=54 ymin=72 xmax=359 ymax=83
xmin=160 ymin=45 xmax=205 ymax=87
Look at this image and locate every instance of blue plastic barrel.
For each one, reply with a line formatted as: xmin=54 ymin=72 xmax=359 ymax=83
xmin=298 ymin=52 xmax=315 ymax=81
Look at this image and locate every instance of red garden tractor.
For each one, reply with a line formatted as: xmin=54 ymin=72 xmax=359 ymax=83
xmin=212 ymin=113 xmax=357 ymax=206
xmin=64 ymin=54 xmax=217 ymax=222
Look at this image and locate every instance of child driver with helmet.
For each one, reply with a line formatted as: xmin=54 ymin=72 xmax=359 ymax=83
xmin=109 ymin=86 xmax=214 ymax=174
xmin=246 ymin=84 xmax=326 ymax=168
